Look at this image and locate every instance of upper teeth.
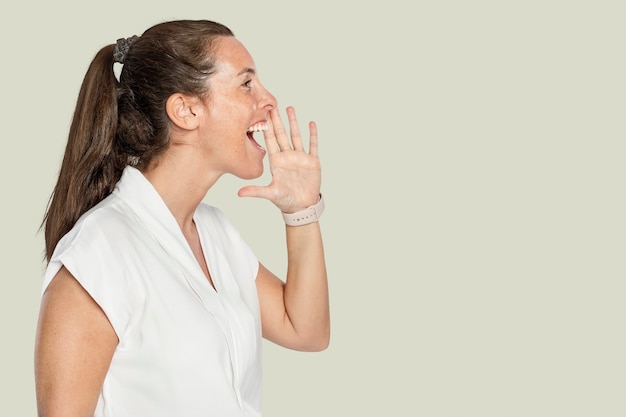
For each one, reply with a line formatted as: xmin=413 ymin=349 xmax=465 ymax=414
xmin=247 ymin=123 xmax=268 ymax=132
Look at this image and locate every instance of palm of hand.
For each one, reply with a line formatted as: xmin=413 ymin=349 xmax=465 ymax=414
xmin=266 ymin=148 xmax=321 ymax=213
xmin=238 ymin=106 xmax=322 ymax=212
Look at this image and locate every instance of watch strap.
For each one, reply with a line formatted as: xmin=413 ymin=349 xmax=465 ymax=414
xmin=282 ymin=194 xmax=325 ymax=226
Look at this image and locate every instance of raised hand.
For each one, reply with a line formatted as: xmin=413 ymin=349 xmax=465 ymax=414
xmin=238 ymin=106 xmax=321 ymax=213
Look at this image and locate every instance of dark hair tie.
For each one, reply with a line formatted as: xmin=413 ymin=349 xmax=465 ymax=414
xmin=113 ymin=35 xmax=139 ymax=64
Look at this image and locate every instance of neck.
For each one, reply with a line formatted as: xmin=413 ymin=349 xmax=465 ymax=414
xmin=142 ymin=150 xmax=222 ymax=230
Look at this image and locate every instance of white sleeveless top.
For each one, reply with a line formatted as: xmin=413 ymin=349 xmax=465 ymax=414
xmin=43 ymin=166 xmax=262 ymax=417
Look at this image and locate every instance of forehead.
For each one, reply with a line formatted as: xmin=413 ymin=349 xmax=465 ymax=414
xmin=213 ymin=36 xmax=256 ymax=75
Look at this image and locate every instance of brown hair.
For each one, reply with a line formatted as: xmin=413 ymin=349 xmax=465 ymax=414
xmin=42 ymin=20 xmax=234 ymax=261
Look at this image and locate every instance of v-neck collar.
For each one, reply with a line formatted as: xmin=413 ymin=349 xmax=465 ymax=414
xmin=112 ymin=166 xmax=221 ymax=300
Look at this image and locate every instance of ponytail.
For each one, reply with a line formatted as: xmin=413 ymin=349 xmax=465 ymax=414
xmin=43 ymin=44 xmax=124 ymax=261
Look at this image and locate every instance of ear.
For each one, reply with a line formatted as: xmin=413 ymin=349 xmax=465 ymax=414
xmin=165 ymin=93 xmax=202 ymax=130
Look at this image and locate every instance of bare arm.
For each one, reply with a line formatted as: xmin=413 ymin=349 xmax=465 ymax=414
xmin=34 ymin=266 xmax=118 ymax=417
xmin=256 ymin=221 xmax=329 ymax=351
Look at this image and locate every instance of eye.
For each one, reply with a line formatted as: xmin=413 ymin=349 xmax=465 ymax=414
xmin=242 ymin=79 xmax=252 ymax=89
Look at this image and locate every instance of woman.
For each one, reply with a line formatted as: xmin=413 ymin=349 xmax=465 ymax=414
xmin=35 ymin=19 xmax=329 ymax=417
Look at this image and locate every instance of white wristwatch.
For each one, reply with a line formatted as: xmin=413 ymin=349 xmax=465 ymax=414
xmin=281 ymin=194 xmax=325 ymax=226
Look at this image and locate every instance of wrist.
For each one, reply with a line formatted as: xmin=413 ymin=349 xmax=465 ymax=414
xmin=282 ymin=194 xmax=325 ymax=226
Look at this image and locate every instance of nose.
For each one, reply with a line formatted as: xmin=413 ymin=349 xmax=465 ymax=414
xmin=258 ymin=84 xmax=277 ymax=111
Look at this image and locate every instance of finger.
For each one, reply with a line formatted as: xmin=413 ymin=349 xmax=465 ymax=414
xmin=238 ymin=185 xmax=273 ymax=200
xmin=308 ymin=120 xmax=319 ymax=157
xmin=263 ymin=119 xmax=281 ymax=155
xmin=269 ymin=108 xmax=292 ymax=151
xmin=286 ymin=106 xmax=304 ymax=151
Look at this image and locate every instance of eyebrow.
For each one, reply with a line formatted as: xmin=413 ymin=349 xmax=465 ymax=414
xmin=237 ymin=67 xmax=256 ymax=76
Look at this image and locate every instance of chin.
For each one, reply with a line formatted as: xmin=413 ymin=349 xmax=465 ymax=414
xmin=237 ymin=165 xmax=264 ymax=180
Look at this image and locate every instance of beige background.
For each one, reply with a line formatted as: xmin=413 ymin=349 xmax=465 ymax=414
xmin=1 ymin=0 xmax=624 ymax=415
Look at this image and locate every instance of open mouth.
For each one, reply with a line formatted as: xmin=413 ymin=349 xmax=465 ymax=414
xmin=247 ymin=122 xmax=269 ymax=150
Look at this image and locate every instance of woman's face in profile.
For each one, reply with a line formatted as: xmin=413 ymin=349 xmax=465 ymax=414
xmin=196 ymin=36 xmax=277 ymax=180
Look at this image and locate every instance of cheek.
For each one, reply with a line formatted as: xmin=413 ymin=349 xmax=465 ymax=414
xmin=228 ymin=99 xmax=256 ymax=121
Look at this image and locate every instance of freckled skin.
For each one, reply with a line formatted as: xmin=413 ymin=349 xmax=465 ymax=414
xmin=196 ymin=36 xmax=277 ymax=180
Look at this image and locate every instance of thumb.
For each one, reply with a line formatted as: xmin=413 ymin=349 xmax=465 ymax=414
xmin=238 ymin=185 xmax=272 ymax=200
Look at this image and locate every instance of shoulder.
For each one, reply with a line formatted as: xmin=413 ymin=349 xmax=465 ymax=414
xmin=53 ymin=194 xmax=139 ymax=258
xmin=43 ymin=195 xmax=144 ymax=338
xmin=46 ymin=194 xmax=143 ymax=292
